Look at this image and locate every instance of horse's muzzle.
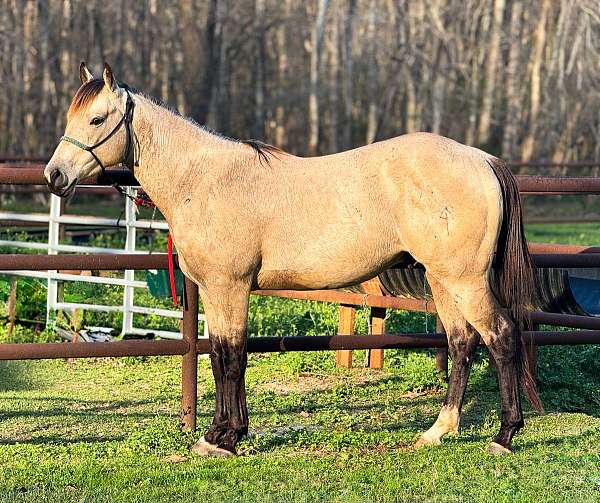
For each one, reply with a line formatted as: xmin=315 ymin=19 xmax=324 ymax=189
xmin=46 ymin=168 xmax=69 ymax=194
xmin=46 ymin=167 xmax=71 ymax=196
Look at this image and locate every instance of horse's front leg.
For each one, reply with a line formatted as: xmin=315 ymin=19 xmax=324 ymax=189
xmin=191 ymin=283 xmax=250 ymax=457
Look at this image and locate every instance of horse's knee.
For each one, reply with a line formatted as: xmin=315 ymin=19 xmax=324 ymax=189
xmin=481 ymin=315 xmax=517 ymax=363
xmin=211 ymin=333 xmax=247 ymax=370
xmin=224 ymin=357 xmax=245 ymax=381
xmin=447 ymin=326 xmax=479 ymax=363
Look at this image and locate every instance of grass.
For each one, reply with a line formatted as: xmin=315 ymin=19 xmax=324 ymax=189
xmin=0 ymin=350 xmax=597 ymax=503
xmin=0 ymin=222 xmax=598 ymax=501
xmin=525 ymin=222 xmax=600 ymax=245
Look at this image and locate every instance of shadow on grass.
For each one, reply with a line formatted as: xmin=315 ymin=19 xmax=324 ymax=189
xmin=0 ymin=395 xmax=219 ymax=424
xmin=248 ymin=358 xmax=599 ymax=440
xmin=0 ymin=361 xmax=48 ymax=392
xmin=0 ymin=433 xmax=127 ymax=446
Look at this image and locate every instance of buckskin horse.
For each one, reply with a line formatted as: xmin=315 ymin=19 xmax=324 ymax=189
xmin=45 ymin=62 xmax=542 ymax=457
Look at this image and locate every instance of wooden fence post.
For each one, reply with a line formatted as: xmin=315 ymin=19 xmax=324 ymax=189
xmin=435 ymin=315 xmax=449 ymax=378
xmin=368 ymin=307 xmax=386 ymax=369
xmin=335 ymin=304 xmax=356 ymax=368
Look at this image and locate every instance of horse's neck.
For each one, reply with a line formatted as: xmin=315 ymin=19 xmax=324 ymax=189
xmin=131 ymin=96 xmax=244 ymax=221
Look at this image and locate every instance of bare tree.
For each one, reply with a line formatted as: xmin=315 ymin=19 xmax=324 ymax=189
xmin=365 ymin=0 xmax=378 ymax=144
xmin=327 ymin=0 xmax=340 ymax=153
xmin=477 ymin=0 xmax=505 ymax=147
xmin=342 ymin=0 xmax=356 ymax=149
xmin=502 ymin=0 xmax=523 ymax=159
xmin=275 ymin=0 xmax=290 ymax=148
xmin=253 ymin=0 xmax=266 ymax=139
xmin=307 ymin=0 xmax=330 ymax=155
xmin=521 ymin=0 xmax=552 ymax=161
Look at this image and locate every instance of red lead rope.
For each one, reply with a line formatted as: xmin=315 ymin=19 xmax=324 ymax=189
xmin=167 ymin=233 xmax=177 ymax=305
xmin=131 ymin=190 xmax=177 ymax=305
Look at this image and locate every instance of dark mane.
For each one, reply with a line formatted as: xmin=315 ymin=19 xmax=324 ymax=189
xmin=241 ymin=139 xmax=283 ymax=166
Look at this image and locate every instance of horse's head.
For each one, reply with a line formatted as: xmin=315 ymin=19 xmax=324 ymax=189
xmin=45 ymin=62 xmax=133 ymax=197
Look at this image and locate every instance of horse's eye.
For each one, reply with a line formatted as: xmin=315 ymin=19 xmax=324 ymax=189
xmin=90 ymin=116 xmax=105 ymax=126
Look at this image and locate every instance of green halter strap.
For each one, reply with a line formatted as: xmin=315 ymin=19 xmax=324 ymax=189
xmin=60 ymin=136 xmax=90 ymax=151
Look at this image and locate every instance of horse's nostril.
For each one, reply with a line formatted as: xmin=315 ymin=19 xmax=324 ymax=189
xmin=49 ymin=168 xmax=67 ymax=189
xmin=50 ymin=169 xmax=60 ymax=184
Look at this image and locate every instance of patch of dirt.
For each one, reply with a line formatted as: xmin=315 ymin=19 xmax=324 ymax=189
xmin=256 ymin=369 xmax=391 ymax=395
xmin=162 ymin=454 xmax=187 ymax=463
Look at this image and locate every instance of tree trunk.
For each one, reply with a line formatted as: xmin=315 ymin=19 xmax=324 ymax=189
xmin=307 ymin=0 xmax=330 ymax=155
xmin=23 ymin=0 xmax=38 ymax=154
xmin=327 ymin=0 xmax=340 ymax=153
xmin=502 ymin=0 xmax=523 ymax=160
xmin=465 ymin=6 xmax=486 ymax=146
xmin=186 ymin=0 xmax=220 ymax=124
xmin=365 ymin=0 xmax=378 ymax=144
xmin=206 ymin=0 xmax=226 ymax=129
xmin=521 ymin=0 xmax=551 ymax=162
xmin=254 ymin=0 xmax=266 ymax=139
xmin=275 ymin=0 xmax=290 ymax=148
xmin=55 ymin=0 xmax=73 ymax=138
xmin=342 ymin=0 xmax=356 ymax=149
xmin=477 ymin=0 xmax=505 ymax=147
xmin=552 ymin=101 xmax=582 ymax=162
xmin=9 ymin=0 xmax=24 ymax=153
xmin=0 ymin=0 xmax=11 ymax=151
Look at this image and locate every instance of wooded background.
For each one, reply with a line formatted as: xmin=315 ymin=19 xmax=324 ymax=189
xmin=1 ymin=0 xmax=599 ymax=161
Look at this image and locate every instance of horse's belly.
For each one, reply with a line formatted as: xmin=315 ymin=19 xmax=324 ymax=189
xmin=256 ymin=232 xmax=405 ymax=290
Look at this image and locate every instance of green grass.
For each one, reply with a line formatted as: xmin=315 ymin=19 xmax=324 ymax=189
xmin=0 ymin=351 xmax=597 ymax=503
xmin=525 ymin=222 xmax=600 ymax=245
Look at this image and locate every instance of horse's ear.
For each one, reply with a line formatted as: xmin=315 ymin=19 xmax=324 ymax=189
xmin=79 ymin=62 xmax=94 ymax=85
xmin=102 ymin=62 xmax=117 ymax=92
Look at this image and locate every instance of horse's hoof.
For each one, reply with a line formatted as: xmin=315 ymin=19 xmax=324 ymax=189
xmin=488 ymin=442 xmax=512 ymax=455
xmin=414 ymin=436 xmax=441 ymax=449
xmin=190 ymin=436 xmax=235 ymax=458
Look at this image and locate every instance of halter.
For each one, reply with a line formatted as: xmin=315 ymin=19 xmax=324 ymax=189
xmin=59 ymin=89 xmax=138 ymax=180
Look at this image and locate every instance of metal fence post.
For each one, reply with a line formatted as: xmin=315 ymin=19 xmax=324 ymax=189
xmin=181 ymin=277 xmax=198 ymax=431
xmin=46 ymin=194 xmax=61 ymax=326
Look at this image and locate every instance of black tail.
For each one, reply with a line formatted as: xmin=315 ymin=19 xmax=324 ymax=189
xmin=487 ymin=157 xmax=544 ymax=414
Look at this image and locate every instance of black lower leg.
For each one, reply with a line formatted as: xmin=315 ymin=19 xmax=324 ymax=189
xmin=204 ymin=339 xmax=228 ymax=445
xmin=218 ymin=341 xmax=248 ymax=453
xmin=489 ymin=324 xmax=524 ymax=450
xmin=204 ymin=335 xmax=248 ymax=453
xmin=492 ymin=358 xmax=524 ymax=449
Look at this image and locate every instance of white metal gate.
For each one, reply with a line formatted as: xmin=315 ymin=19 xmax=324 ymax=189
xmin=0 ymin=188 xmax=208 ymax=339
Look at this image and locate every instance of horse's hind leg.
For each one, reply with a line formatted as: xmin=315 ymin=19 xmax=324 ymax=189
xmin=436 ymin=274 xmax=524 ymax=454
xmin=191 ymin=283 xmax=250 ymax=457
xmin=415 ymin=274 xmax=480 ymax=447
